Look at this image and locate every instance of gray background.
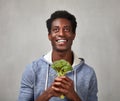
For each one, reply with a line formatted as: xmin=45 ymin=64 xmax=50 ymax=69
xmin=0 ymin=0 xmax=120 ymax=101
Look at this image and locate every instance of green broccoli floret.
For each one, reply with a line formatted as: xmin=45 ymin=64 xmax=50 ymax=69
xmin=51 ymin=59 xmax=73 ymax=76
xmin=51 ymin=59 xmax=73 ymax=99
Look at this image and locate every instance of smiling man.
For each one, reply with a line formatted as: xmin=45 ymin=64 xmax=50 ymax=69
xmin=18 ymin=10 xmax=98 ymax=101
xmin=48 ymin=18 xmax=76 ymax=65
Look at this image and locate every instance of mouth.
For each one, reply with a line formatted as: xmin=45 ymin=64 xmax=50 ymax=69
xmin=56 ymin=39 xmax=67 ymax=45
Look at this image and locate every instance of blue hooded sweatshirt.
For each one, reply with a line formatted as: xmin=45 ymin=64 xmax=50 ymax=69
xmin=18 ymin=52 xmax=98 ymax=101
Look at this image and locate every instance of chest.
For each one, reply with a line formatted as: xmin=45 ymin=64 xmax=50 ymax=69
xmin=34 ymin=66 xmax=90 ymax=100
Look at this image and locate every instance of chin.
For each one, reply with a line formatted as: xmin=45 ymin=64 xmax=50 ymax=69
xmin=55 ymin=48 xmax=68 ymax=52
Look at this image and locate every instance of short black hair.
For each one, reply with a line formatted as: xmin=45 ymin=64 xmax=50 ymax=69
xmin=46 ymin=10 xmax=77 ymax=33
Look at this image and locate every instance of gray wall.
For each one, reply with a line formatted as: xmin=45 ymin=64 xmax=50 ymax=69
xmin=0 ymin=0 xmax=120 ymax=101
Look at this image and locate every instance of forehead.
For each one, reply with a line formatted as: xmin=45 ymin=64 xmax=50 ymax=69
xmin=51 ymin=18 xmax=71 ymax=27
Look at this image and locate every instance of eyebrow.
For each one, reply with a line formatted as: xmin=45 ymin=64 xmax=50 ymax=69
xmin=52 ymin=25 xmax=71 ymax=28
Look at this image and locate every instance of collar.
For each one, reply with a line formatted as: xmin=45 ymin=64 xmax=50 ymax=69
xmin=44 ymin=50 xmax=80 ymax=67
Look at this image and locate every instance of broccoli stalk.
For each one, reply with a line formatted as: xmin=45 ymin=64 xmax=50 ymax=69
xmin=51 ymin=59 xmax=73 ymax=99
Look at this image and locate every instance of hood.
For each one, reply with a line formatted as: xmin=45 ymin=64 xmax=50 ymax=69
xmin=43 ymin=50 xmax=84 ymax=68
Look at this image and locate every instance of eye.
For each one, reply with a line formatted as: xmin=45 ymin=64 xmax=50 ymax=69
xmin=64 ymin=26 xmax=71 ymax=32
xmin=52 ymin=27 xmax=59 ymax=33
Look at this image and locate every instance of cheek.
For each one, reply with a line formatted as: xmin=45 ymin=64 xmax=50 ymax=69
xmin=68 ymin=34 xmax=75 ymax=40
xmin=48 ymin=34 xmax=55 ymax=41
xmin=49 ymin=36 xmax=57 ymax=45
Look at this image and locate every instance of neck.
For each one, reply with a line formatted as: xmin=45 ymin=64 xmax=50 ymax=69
xmin=52 ymin=50 xmax=74 ymax=65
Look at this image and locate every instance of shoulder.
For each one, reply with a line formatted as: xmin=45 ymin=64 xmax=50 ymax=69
xmin=76 ymin=58 xmax=95 ymax=72
xmin=76 ymin=59 xmax=97 ymax=78
xmin=82 ymin=63 xmax=98 ymax=83
xmin=82 ymin=63 xmax=95 ymax=73
xmin=23 ymin=56 xmax=48 ymax=74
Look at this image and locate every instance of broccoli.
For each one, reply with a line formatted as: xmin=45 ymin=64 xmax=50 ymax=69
xmin=51 ymin=59 xmax=73 ymax=99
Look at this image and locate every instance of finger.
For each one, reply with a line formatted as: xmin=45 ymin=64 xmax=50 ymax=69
xmin=59 ymin=76 xmax=73 ymax=87
xmin=54 ymin=76 xmax=69 ymax=83
xmin=52 ymin=85 xmax=68 ymax=95
xmin=54 ymin=77 xmax=67 ymax=86
xmin=61 ymin=76 xmax=72 ymax=82
xmin=49 ymin=85 xmax=62 ymax=97
xmin=53 ymin=80 xmax=71 ymax=91
xmin=54 ymin=76 xmax=74 ymax=90
xmin=54 ymin=78 xmax=67 ymax=89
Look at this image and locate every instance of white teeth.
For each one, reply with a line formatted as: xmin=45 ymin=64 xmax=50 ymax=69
xmin=57 ymin=40 xmax=66 ymax=43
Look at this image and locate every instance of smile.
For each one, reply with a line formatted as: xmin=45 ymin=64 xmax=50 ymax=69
xmin=57 ymin=39 xmax=67 ymax=42
xmin=56 ymin=39 xmax=67 ymax=44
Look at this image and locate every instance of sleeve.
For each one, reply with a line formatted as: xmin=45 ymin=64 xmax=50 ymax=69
xmin=87 ymin=70 xmax=98 ymax=101
xmin=18 ymin=64 xmax=35 ymax=101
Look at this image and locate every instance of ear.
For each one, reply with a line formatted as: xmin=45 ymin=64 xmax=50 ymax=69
xmin=72 ymin=33 xmax=76 ymax=40
xmin=48 ymin=33 xmax=51 ymax=41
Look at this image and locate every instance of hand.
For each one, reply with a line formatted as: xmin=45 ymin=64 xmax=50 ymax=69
xmin=52 ymin=76 xmax=81 ymax=101
xmin=35 ymin=85 xmax=62 ymax=101
xmin=36 ymin=76 xmax=81 ymax=101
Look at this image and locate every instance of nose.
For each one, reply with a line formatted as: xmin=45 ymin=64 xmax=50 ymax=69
xmin=58 ymin=29 xmax=65 ymax=36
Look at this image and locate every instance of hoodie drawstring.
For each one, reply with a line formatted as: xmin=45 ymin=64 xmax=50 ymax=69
xmin=73 ymin=69 xmax=77 ymax=92
xmin=45 ymin=64 xmax=49 ymax=91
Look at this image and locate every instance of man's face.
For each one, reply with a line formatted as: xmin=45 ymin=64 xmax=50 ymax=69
xmin=48 ymin=18 xmax=76 ymax=52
